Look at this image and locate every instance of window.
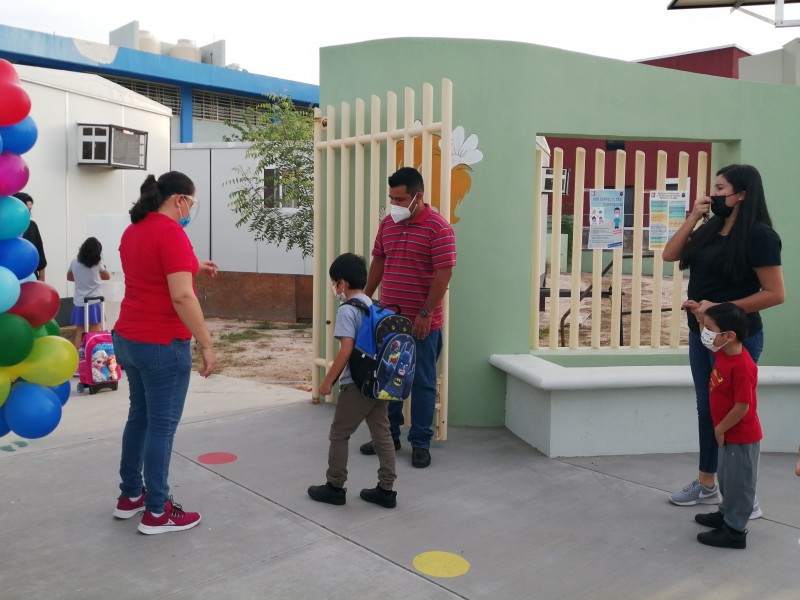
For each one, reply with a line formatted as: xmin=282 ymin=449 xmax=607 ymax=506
xmin=102 ymin=76 xmax=181 ymax=116
xmin=77 ymin=124 xmax=148 ymax=169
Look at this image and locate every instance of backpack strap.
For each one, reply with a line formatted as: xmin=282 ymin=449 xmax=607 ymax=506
xmin=343 ymin=298 xmax=370 ymax=313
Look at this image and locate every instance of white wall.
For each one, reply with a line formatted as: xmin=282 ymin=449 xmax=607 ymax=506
xmin=18 ymin=67 xmax=171 ymax=302
xmin=172 ymin=143 xmax=310 ymax=275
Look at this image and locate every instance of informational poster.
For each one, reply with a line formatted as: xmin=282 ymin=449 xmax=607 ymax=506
xmin=588 ymin=189 xmax=624 ymax=249
xmin=648 ymin=190 xmax=689 ymax=249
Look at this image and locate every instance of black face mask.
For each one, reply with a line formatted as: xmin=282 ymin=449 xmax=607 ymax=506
xmin=710 ymin=194 xmax=735 ymax=219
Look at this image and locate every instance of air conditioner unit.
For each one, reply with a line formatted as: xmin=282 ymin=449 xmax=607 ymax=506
xmin=77 ymin=124 xmax=148 ymax=169
xmin=541 ymin=167 xmax=570 ymax=195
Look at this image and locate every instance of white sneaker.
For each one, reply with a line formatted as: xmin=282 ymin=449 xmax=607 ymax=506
xmin=750 ymin=498 xmax=763 ymax=520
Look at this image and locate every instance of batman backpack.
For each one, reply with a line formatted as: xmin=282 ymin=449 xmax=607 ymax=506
xmin=343 ymin=299 xmax=416 ymax=401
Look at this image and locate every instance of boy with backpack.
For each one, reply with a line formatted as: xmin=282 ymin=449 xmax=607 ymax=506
xmin=307 ymin=253 xmax=402 ymax=508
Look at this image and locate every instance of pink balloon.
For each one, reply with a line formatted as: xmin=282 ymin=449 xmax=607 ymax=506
xmin=0 ymin=82 xmax=31 ymax=127
xmin=0 ymin=59 xmax=20 ymax=84
xmin=0 ymin=152 xmax=30 ymax=197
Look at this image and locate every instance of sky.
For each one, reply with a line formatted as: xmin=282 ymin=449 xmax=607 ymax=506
xmin=5 ymin=0 xmax=800 ymax=85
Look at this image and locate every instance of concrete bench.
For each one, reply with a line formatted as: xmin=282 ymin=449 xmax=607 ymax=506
xmin=490 ymin=353 xmax=800 ymax=458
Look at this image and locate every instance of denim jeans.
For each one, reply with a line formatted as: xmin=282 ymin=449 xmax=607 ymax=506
xmin=113 ymin=331 xmax=192 ymax=513
xmin=688 ymin=329 xmax=764 ymax=474
xmin=387 ymin=328 xmax=443 ymax=449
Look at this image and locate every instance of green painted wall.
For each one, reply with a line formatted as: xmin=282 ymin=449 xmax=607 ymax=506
xmin=319 ymin=38 xmax=800 ymax=427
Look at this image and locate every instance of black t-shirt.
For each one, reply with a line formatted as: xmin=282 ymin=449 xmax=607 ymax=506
xmin=22 ymin=220 xmax=47 ymax=272
xmin=686 ymin=222 xmax=782 ymax=334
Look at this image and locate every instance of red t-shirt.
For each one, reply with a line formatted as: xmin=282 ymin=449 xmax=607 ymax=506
xmin=115 ymin=212 xmax=199 ymax=344
xmin=372 ymin=205 xmax=457 ymax=330
xmin=709 ymin=348 xmax=762 ymax=444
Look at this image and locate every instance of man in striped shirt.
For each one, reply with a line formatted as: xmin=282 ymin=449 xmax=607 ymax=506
xmin=359 ymin=167 xmax=456 ymax=468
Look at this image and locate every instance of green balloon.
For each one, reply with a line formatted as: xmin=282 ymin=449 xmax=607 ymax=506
xmin=32 ymin=319 xmax=62 ymax=339
xmin=44 ymin=319 xmax=61 ymax=336
xmin=0 ymin=313 xmax=35 ymax=367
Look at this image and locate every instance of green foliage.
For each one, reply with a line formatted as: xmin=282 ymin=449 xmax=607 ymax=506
xmin=225 ymin=95 xmax=315 ymax=258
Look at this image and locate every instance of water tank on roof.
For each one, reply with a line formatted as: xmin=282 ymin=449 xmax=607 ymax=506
xmin=169 ymin=39 xmax=201 ymax=62
xmin=138 ymin=30 xmax=161 ymax=54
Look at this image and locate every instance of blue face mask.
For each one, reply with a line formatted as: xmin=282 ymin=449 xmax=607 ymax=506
xmin=178 ymin=195 xmax=199 ymax=228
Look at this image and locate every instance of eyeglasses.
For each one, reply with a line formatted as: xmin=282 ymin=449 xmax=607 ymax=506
xmin=182 ymin=194 xmax=198 ymax=207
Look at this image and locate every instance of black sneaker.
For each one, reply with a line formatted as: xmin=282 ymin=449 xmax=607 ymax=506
xmin=695 ymin=511 xmax=725 ymax=529
xmin=411 ymin=447 xmax=431 ymax=468
xmin=359 ymin=437 xmax=401 ymax=455
xmin=360 ymin=485 xmax=397 ymax=508
xmin=307 ymin=482 xmax=346 ymax=505
xmin=697 ymin=523 xmax=746 ymax=549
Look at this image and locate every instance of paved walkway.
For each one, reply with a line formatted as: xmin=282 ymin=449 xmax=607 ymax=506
xmin=1 ymin=374 xmax=798 ymax=599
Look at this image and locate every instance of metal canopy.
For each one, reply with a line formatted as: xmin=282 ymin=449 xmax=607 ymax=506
xmin=668 ymin=0 xmax=800 ymax=26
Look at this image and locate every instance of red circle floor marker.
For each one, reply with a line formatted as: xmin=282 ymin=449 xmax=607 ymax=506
xmin=198 ymin=452 xmax=238 ymax=465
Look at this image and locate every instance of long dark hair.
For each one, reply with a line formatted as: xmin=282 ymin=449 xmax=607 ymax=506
xmin=130 ymin=171 xmax=195 ymax=224
xmin=679 ymin=164 xmax=774 ymax=280
xmin=77 ymin=237 xmax=102 ymax=268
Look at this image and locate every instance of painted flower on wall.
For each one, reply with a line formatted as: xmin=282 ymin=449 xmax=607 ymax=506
xmin=396 ymin=122 xmax=482 ymax=223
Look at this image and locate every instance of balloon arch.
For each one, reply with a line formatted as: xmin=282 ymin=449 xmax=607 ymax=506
xmin=0 ymin=59 xmax=77 ymax=439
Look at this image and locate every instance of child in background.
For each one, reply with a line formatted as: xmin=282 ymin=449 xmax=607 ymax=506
xmin=695 ymin=302 xmax=761 ymax=550
xmin=307 ymin=253 xmax=398 ymax=508
xmin=67 ymin=237 xmax=111 ymax=351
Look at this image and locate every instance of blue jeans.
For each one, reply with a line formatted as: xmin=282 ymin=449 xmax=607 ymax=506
xmin=388 ymin=328 xmax=443 ymax=449
xmin=688 ymin=329 xmax=764 ymax=474
xmin=113 ymin=331 xmax=192 ymax=513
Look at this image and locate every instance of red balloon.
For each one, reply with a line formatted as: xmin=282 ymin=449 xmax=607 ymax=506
xmin=0 ymin=82 xmax=31 ymax=127
xmin=6 ymin=281 xmax=60 ymax=328
xmin=0 ymin=59 xmax=20 ymax=84
xmin=0 ymin=152 xmax=30 ymax=197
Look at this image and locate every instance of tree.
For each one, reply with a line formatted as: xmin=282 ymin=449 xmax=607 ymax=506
xmin=225 ymin=95 xmax=315 ymax=257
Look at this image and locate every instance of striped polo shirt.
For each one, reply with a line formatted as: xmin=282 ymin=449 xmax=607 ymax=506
xmin=372 ymin=205 xmax=457 ymax=330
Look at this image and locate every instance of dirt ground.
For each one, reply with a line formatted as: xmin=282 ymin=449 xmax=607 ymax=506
xmin=196 ymin=318 xmax=314 ymax=390
xmin=538 ymin=272 xmax=690 ymax=348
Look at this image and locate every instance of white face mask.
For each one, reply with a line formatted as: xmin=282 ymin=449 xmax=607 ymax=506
xmin=700 ymin=327 xmax=729 ymax=352
xmin=330 ymin=282 xmax=346 ymax=302
xmin=390 ymin=194 xmax=418 ymax=223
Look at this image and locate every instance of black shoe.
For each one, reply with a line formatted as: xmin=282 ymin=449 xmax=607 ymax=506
xmin=359 ymin=437 xmax=401 ymax=455
xmin=697 ymin=523 xmax=746 ymax=549
xmin=307 ymin=482 xmax=346 ymax=505
xmin=695 ymin=511 xmax=725 ymax=529
xmin=360 ymin=485 xmax=397 ymax=508
xmin=411 ymin=447 xmax=431 ymax=468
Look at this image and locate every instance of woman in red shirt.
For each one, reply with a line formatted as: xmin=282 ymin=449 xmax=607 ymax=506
xmin=111 ymin=171 xmax=217 ymax=535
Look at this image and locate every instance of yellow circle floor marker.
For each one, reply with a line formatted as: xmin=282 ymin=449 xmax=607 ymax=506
xmin=413 ymin=551 xmax=471 ymax=578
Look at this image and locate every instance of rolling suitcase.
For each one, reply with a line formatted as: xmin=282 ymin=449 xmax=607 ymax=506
xmin=76 ymin=295 xmax=121 ymax=395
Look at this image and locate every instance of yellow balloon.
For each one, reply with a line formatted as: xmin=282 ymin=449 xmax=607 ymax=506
xmin=16 ymin=336 xmax=79 ymax=387
xmin=0 ymin=368 xmax=11 ymax=407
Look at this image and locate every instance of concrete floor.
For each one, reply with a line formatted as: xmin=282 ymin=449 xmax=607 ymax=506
xmin=1 ymin=374 xmax=799 ymax=600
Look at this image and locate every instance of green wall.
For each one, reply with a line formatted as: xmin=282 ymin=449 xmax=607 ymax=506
xmin=319 ymin=38 xmax=800 ymax=426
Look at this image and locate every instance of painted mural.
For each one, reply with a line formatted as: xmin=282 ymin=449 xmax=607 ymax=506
xmin=396 ymin=123 xmax=482 ymax=223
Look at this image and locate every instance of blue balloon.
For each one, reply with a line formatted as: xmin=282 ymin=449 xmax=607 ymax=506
xmin=0 ymin=236 xmax=38 ymax=279
xmin=0 ymin=116 xmax=38 ymax=155
xmin=49 ymin=380 xmax=72 ymax=406
xmin=4 ymin=382 xmax=62 ymax=439
xmin=0 ymin=405 xmax=10 ymax=438
xmin=0 ymin=265 xmax=21 ymax=313
xmin=0 ymin=195 xmax=30 ymax=239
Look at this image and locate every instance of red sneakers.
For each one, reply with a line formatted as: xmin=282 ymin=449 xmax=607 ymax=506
xmin=137 ymin=497 xmax=201 ymax=535
xmin=113 ymin=488 xmax=146 ymax=519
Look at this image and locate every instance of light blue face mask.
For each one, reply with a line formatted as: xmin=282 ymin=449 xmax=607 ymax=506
xmin=178 ymin=195 xmax=199 ymax=228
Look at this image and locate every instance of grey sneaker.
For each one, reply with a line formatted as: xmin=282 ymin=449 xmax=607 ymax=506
xmin=750 ymin=498 xmax=763 ymax=520
xmin=669 ymin=479 xmax=721 ymax=506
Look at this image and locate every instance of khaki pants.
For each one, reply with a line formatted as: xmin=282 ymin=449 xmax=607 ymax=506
xmin=327 ymin=384 xmax=397 ymax=490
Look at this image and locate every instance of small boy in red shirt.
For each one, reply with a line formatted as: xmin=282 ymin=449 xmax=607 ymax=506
xmin=695 ymin=302 xmax=761 ymax=549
